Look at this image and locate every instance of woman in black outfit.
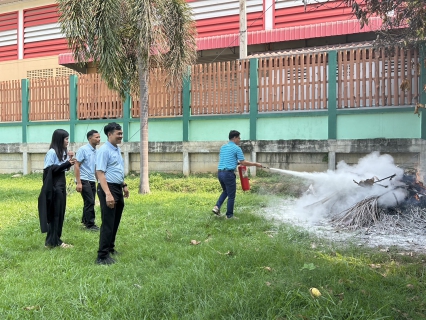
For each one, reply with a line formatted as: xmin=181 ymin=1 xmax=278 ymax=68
xmin=38 ymin=129 xmax=76 ymax=248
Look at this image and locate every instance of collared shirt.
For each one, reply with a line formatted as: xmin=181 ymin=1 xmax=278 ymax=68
xmin=96 ymin=141 xmax=124 ymax=184
xmin=75 ymin=143 xmax=97 ymax=181
xmin=44 ymin=149 xmax=68 ymax=169
xmin=217 ymin=141 xmax=245 ymax=170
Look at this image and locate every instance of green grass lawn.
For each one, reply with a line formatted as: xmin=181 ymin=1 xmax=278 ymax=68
xmin=0 ymin=172 xmax=425 ymax=319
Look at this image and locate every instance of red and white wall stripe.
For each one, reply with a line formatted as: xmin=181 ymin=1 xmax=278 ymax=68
xmin=190 ymin=0 xmax=380 ymax=50
xmin=0 ymin=11 xmax=18 ymax=62
xmin=275 ymin=0 xmax=356 ymax=29
xmin=23 ymin=4 xmax=67 ymax=59
xmin=0 ymin=0 xmax=379 ymax=63
xmin=190 ymin=0 xmax=264 ymax=37
xmin=0 ymin=4 xmax=67 ymax=62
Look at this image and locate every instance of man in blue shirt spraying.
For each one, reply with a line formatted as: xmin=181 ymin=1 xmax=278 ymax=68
xmin=212 ymin=130 xmax=263 ymax=219
xmin=95 ymin=122 xmax=129 ymax=265
xmin=74 ymin=130 xmax=101 ymax=231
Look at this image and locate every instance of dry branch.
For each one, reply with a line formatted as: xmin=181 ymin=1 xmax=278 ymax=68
xmin=331 ymin=196 xmax=383 ymax=230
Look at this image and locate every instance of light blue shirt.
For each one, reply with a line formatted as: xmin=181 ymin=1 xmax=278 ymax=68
xmin=44 ymin=149 xmax=68 ymax=169
xmin=76 ymin=143 xmax=97 ymax=181
xmin=217 ymin=141 xmax=245 ymax=170
xmin=96 ymin=141 xmax=124 ymax=184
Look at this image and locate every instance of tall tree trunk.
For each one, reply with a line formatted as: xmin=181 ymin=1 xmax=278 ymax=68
xmin=138 ymin=58 xmax=150 ymax=194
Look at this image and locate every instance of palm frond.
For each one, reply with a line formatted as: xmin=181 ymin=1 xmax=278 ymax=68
xmin=57 ymin=0 xmax=197 ymax=98
xmin=159 ymin=0 xmax=197 ymax=85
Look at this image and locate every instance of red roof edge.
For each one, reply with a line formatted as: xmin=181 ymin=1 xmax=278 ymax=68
xmin=60 ymin=18 xmax=382 ymax=65
xmin=58 ymin=52 xmax=75 ymax=65
xmin=197 ymin=18 xmax=382 ymax=51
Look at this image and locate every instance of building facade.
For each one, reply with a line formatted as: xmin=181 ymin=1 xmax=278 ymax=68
xmin=0 ymin=0 xmax=378 ymax=81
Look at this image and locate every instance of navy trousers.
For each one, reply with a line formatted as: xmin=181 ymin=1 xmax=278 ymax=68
xmin=80 ymin=180 xmax=96 ymax=227
xmin=215 ymin=171 xmax=237 ymax=218
xmin=97 ymin=183 xmax=124 ymax=259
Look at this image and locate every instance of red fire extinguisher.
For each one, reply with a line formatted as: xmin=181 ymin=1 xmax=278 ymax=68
xmin=238 ymin=165 xmax=250 ymax=191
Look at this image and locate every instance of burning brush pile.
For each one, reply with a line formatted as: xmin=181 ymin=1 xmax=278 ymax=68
xmin=295 ymin=153 xmax=426 ymax=234
xmin=330 ymin=170 xmax=426 ymax=231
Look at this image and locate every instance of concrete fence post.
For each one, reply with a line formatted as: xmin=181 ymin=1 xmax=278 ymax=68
xmin=420 ymin=44 xmax=426 ymax=139
xmin=327 ymin=51 xmax=337 ymax=140
xmin=328 ymin=151 xmax=336 ymax=171
xmin=418 ymin=44 xmax=426 ymax=183
xmin=123 ymin=92 xmax=131 ymax=142
xmin=21 ymin=79 xmax=29 ymax=174
xmin=22 ymin=145 xmax=28 ymax=175
xmin=182 ymin=150 xmax=190 ymax=176
xmin=249 ymin=58 xmax=258 ymax=141
xmin=69 ymin=75 xmax=77 ymax=142
xmin=21 ymin=78 xmax=29 ymax=143
xmin=124 ymin=151 xmax=130 ymax=175
xmin=250 ymin=149 xmax=257 ymax=177
xmin=182 ymin=68 xmax=191 ymax=142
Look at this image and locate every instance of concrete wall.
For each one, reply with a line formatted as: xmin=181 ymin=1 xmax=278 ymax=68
xmin=130 ymin=153 xmax=184 ymax=173
xmin=257 ymin=116 xmax=328 ymax=140
xmin=336 ymin=113 xmax=420 ymax=139
xmin=1 ymin=109 xmax=422 ymax=145
xmin=189 ymin=119 xmax=251 ymax=141
xmin=257 ymin=152 xmax=328 ymax=172
xmin=2 ymin=139 xmax=426 ymax=182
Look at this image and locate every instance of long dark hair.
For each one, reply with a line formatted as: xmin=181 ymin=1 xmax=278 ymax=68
xmin=49 ymin=129 xmax=69 ymax=161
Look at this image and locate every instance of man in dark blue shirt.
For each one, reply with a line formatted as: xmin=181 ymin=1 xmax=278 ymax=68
xmin=212 ymin=130 xmax=262 ymax=219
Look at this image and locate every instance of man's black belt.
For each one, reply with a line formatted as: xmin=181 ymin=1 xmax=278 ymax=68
xmin=218 ymin=169 xmax=235 ymax=172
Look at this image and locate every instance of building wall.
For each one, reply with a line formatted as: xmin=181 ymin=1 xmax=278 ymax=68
xmin=0 ymin=55 xmax=66 ymax=80
xmin=0 ymin=0 xmax=75 ymax=80
xmin=0 ymin=0 xmax=379 ymax=81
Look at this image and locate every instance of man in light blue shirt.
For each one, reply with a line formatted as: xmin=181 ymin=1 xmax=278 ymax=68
xmin=74 ymin=130 xmax=101 ymax=231
xmin=212 ymin=130 xmax=262 ymax=219
xmin=95 ymin=122 xmax=129 ymax=265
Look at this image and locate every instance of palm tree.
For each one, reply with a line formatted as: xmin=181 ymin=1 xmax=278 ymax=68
xmin=57 ymin=0 xmax=197 ymax=193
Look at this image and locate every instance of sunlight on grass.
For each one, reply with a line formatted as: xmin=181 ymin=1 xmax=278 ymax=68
xmin=0 ymin=173 xmax=425 ymax=319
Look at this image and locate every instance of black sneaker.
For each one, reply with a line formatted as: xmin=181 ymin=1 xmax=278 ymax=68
xmin=95 ymin=257 xmax=115 ymax=265
xmin=86 ymin=225 xmax=100 ymax=231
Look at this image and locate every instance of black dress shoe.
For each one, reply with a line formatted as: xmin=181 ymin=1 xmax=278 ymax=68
xmin=95 ymin=257 xmax=115 ymax=265
xmin=86 ymin=225 xmax=100 ymax=231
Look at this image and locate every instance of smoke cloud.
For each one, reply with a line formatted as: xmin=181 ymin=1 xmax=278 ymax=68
xmin=270 ymin=152 xmax=407 ymax=224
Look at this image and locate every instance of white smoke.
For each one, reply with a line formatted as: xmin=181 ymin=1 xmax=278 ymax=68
xmin=270 ymin=152 xmax=408 ymax=224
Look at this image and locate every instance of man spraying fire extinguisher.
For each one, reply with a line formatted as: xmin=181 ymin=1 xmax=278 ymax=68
xmin=212 ymin=130 xmax=263 ymax=219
